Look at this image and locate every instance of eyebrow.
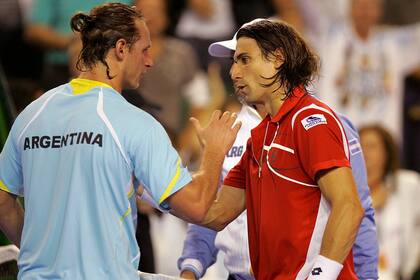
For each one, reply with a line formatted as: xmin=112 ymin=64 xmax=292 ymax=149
xmin=233 ymin=52 xmax=249 ymax=62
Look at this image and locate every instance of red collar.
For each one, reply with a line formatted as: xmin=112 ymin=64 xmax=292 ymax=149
xmin=249 ymin=87 xmax=307 ymax=162
xmin=269 ymin=86 xmax=307 ymax=123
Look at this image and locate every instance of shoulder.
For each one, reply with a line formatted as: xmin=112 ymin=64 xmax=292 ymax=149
xmin=291 ymin=95 xmax=341 ymax=130
xmin=110 ymin=96 xmax=163 ymax=131
xmin=102 ymin=93 xmax=167 ymax=141
xmin=12 ymin=85 xmax=68 ymax=133
xmin=337 ymin=114 xmax=358 ymax=138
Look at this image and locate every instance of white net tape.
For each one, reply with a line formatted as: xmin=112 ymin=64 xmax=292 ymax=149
xmin=139 ymin=271 xmax=182 ymax=280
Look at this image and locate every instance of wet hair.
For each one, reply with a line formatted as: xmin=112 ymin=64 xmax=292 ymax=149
xmin=236 ymin=19 xmax=319 ymax=98
xmin=70 ymin=3 xmax=144 ymax=79
xmin=359 ymin=124 xmax=399 ymax=178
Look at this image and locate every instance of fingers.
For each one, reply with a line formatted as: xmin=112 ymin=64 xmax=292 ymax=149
xmin=189 ymin=117 xmax=201 ymax=132
xmin=226 ymin=112 xmax=238 ymax=128
xmin=232 ymin=120 xmax=242 ymax=134
xmin=220 ymin=110 xmax=231 ymax=122
xmin=210 ymin=110 xmax=222 ymax=122
xmin=209 ymin=110 xmax=239 ymax=133
xmin=190 ymin=117 xmax=205 ymax=148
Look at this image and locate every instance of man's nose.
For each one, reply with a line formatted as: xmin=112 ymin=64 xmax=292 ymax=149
xmin=230 ymin=63 xmax=240 ymax=80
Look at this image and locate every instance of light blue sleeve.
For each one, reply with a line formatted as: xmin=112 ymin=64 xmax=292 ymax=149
xmin=353 ymin=208 xmax=379 ymax=280
xmin=177 ymin=224 xmax=219 ymax=278
xmin=340 ymin=115 xmax=379 ymax=280
xmin=30 ymin=0 xmax=55 ymax=25
xmin=0 ymin=123 xmax=23 ymax=196
xmin=127 ymin=117 xmax=192 ymax=211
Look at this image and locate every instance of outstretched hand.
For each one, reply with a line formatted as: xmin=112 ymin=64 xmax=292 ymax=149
xmin=190 ymin=110 xmax=241 ymax=156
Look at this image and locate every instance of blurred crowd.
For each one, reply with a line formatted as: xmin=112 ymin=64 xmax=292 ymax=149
xmin=0 ymin=0 xmax=419 ymax=279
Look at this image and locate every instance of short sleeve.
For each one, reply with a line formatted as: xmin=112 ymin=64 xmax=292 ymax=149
xmin=128 ymin=120 xmax=192 ymax=210
xmin=223 ymin=140 xmax=250 ymax=188
xmin=293 ymin=108 xmax=350 ymax=180
xmin=0 ymin=126 xmax=23 ymax=196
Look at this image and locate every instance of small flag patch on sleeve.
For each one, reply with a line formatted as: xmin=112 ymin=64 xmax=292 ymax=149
xmin=348 ymin=138 xmax=362 ymax=155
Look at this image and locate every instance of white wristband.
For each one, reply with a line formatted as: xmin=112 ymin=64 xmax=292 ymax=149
xmin=307 ymin=255 xmax=343 ymax=280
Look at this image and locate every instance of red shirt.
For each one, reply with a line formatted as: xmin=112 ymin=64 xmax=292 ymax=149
xmin=224 ymin=87 xmax=358 ymax=280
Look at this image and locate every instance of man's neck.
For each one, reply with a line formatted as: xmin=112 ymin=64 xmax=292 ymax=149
xmin=265 ymin=88 xmax=286 ymax=118
xmin=78 ymin=67 xmax=122 ymax=93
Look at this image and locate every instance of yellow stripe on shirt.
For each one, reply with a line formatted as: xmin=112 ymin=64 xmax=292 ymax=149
xmin=0 ymin=180 xmax=11 ymax=193
xmin=70 ymin=78 xmax=113 ymax=95
xmin=120 ymin=205 xmax=132 ymax=223
xmin=127 ymin=186 xmax=135 ymax=199
xmin=159 ymin=158 xmax=182 ymax=204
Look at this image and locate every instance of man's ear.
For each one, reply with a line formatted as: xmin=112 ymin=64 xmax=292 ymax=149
xmin=274 ymin=49 xmax=284 ymax=68
xmin=114 ymin=38 xmax=128 ymax=61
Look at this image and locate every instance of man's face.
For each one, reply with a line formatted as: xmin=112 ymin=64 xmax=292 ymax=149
xmin=351 ymin=0 xmax=382 ymax=30
xmin=123 ymin=20 xmax=153 ymax=89
xmin=230 ymin=37 xmax=280 ymax=105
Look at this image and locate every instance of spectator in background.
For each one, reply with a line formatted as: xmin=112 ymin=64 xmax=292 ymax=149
xmin=360 ymin=124 xmax=420 ymax=280
xmin=24 ymin=0 xmax=132 ymax=91
xmin=380 ymin=0 xmax=420 ymax=173
xmin=403 ymin=68 xmax=420 ymax=173
xmin=175 ymin=0 xmax=235 ymax=71
xmin=175 ymin=0 xmax=236 ymax=86
xmin=0 ymin=0 xmax=43 ymax=112
xmin=230 ymin=0 xmax=269 ymax=27
xmin=316 ymin=0 xmax=420 ymax=141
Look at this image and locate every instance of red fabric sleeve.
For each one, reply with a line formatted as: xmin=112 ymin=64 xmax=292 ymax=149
xmin=223 ymin=144 xmax=249 ymax=189
xmin=293 ymin=108 xmax=350 ymax=180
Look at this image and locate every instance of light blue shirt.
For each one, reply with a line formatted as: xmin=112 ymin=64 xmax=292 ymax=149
xmin=0 ymin=78 xmax=191 ymax=279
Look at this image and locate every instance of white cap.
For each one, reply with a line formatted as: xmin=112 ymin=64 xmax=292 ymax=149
xmin=208 ymin=18 xmax=267 ymax=57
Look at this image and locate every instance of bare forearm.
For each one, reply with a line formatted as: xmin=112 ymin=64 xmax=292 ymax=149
xmin=169 ymin=148 xmax=225 ymax=223
xmin=0 ymin=199 xmax=24 ymax=247
xmin=168 ymin=110 xmax=241 ymax=223
xmin=199 ymin=185 xmax=246 ymax=231
xmin=320 ymin=201 xmax=364 ymax=263
xmin=199 ymin=199 xmax=232 ymax=231
xmin=192 ymin=148 xmax=225 ymax=214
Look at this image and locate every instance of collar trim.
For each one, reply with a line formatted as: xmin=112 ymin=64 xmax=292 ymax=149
xmin=70 ymin=78 xmax=113 ymax=95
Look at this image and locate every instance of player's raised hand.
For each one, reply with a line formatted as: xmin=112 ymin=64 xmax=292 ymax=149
xmin=190 ymin=110 xmax=241 ymax=155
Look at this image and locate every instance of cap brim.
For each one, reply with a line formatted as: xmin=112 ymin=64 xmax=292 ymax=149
xmin=208 ymin=39 xmax=236 ymax=57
